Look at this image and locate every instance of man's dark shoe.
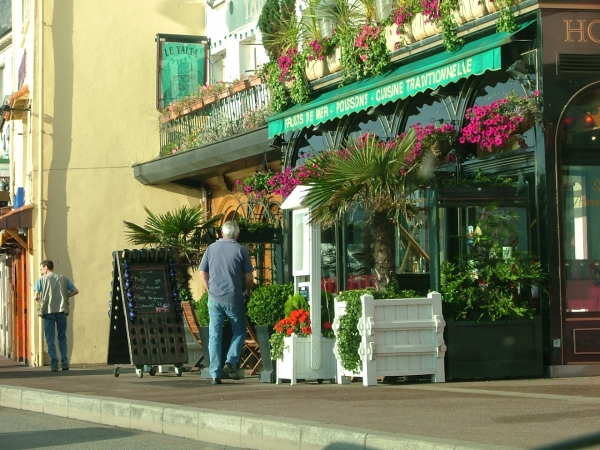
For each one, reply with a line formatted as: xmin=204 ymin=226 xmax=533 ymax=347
xmin=211 ymin=378 xmax=222 ymax=385
xmin=223 ymin=363 xmax=240 ymax=380
xmin=50 ymin=366 xmax=58 ymax=372
xmin=62 ymin=366 xmax=69 ymax=371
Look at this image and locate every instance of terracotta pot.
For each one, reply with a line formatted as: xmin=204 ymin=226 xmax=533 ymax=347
xmin=385 ymin=24 xmax=414 ymax=52
xmin=484 ymin=0 xmax=499 ymax=13
xmin=326 ymin=47 xmax=342 ymax=74
xmin=469 ymin=0 xmax=488 ymax=19
xmin=453 ymin=0 xmax=475 ymax=24
xmin=306 ymin=59 xmax=329 ymax=81
xmin=411 ymin=13 xmax=442 ymax=42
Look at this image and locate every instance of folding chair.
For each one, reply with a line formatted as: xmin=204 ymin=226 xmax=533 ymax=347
xmin=182 ymin=301 xmax=204 ymax=371
xmin=240 ymin=319 xmax=262 ymax=375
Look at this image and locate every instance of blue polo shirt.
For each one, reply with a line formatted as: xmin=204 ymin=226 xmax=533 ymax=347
xmin=199 ymin=239 xmax=253 ymax=307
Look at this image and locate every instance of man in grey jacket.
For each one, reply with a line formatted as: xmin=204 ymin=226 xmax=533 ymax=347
xmin=34 ymin=260 xmax=79 ymax=371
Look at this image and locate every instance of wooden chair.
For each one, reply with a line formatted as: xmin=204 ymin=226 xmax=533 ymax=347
xmin=181 ymin=301 xmax=204 ymax=371
xmin=240 ymin=320 xmax=262 ymax=375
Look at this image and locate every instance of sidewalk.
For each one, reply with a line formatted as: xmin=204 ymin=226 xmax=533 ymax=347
xmin=1 ymin=357 xmax=600 ymax=450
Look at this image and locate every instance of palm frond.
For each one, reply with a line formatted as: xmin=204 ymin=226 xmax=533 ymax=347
xmin=302 ymin=130 xmax=418 ymax=228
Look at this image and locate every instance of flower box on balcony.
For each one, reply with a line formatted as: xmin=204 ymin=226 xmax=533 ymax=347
xmin=232 ymin=80 xmax=251 ymax=93
xmin=203 ymin=94 xmax=217 ymax=106
xmin=248 ymin=75 xmax=262 ymax=87
xmin=217 ymin=88 xmax=231 ymax=100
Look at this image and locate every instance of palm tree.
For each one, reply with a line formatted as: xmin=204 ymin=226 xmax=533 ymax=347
xmin=123 ymin=205 xmax=222 ymax=294
xmin=302 ymin=130 xmax=421 ymax=290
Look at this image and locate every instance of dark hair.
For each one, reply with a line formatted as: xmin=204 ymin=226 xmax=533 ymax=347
xmin=41 ymin=260 xmax=54 ymax=270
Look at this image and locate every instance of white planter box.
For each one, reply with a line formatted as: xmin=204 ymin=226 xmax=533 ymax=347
xmin=333 ymin=293 xmax=446 ymax=386
xmin=276 ymin=335 xmax=337 ymax=385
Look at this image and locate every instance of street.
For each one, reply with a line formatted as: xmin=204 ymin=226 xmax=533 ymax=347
xmin=0 ymin=407 xmax=246 ymax=450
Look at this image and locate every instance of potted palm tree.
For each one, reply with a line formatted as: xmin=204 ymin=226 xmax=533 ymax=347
xmin=123 ymin=205 xmax=222 ymax=293
xmin=301 ymin=130 xmax=419 ymax=291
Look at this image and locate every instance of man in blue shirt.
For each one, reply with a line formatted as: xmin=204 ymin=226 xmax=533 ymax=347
xmin=199 ymin=221 xmax=254 ymax=384
xmin=34 ymin=260 xmax=79 ymax=372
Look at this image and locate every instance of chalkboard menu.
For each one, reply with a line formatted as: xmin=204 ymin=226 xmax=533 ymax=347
xmin=132 ymin=267 xmax=169 ymax=312
xmin=107 ymin=248 xmax=189 ymax=369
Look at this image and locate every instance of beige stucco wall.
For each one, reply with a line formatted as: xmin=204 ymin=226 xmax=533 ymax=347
xmin=27 ymin=1 xmax=207 ymax=364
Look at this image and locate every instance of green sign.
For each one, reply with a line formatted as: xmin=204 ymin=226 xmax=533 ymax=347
xmin=268 ymin=47 xmax=501 ymax=137
xmin=160 ymin=42 xmax=206 ymax=109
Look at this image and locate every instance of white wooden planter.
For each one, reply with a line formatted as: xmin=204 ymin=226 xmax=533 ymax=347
xmin=276 ymin=335 xmax=337 ymax=385
xmin=333 ymin=292 xmax=446 ymax=386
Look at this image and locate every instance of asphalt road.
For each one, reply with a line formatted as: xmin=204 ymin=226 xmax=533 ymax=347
xmin=0 ymin=407 xmax=247 ymax=450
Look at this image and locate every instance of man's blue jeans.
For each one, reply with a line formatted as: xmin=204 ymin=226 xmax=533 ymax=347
xmin=208 ymin=299 xmax=246 ymax=378
xmin=43 ymin=312 xmax=68 ymax=369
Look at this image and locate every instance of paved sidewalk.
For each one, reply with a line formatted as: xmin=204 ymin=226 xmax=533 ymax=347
xmin=1 ymin=357 xmax=600 ymax=449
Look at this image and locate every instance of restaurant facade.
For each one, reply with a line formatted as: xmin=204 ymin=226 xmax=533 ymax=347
xmin=263 ymin=1 xmax=600 ymax=376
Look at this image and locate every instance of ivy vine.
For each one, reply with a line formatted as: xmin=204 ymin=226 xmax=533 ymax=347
xmin=264 ymin=61 xmax=290 ymax=113
xmin=496 ymin=0 xmax=518 ymax=33
xmin=439 ymin=0 xmax=463 ymax=53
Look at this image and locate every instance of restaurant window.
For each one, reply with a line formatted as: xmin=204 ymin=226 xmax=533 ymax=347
xmin=293 ymin=124 xmax=335 ymax=167
xmin=562 ymin=165 xmax=600 ymax=313
xmin=559 ymin=86 xmax=600 ymax=146
xmin=343 ymin=204 xmax=377 ymax=290
xmin=468 ymin=70 xmax=532 ymax=158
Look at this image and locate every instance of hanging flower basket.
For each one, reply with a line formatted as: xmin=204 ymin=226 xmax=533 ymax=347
xmin=430 ymin=140 xmax=452 ymax=161
xmin=459 ymin=91 xmax=543 ymax=153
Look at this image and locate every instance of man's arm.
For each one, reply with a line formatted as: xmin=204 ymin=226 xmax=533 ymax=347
xmin=34 ymin=291 xmax=40 ymax=301
xmin=244 ymin=272 xmax=254 ymax=297
xmin=200 ymin=271 xmax=209 ymax=291
xmin=67 ymin=280 xmax=78 ymax=297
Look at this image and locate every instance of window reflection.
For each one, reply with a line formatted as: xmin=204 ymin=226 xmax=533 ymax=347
xmin=563 ymin=165 xmax=600 ymax=313
xmin=559 ymin=86 xmax=600 ymax=146
xmin=344 ymin=205 xmax=377 ymax=290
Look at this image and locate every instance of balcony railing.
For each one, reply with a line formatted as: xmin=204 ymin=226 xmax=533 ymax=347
xmin=159 ymin=83 xmax=271 ymax=157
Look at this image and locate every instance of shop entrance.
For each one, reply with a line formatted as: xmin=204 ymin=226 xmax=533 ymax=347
xmin=559 ymin=83 xmax=600 ymax=364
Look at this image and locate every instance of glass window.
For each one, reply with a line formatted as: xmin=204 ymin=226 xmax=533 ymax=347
xmin=294 ymin=126 xmax=333 ymax=167
xmin=397 ymin=189 xmax=430 ymax=274
xmin=559 ymin=86 xmax=600 ymax=146
xmin=562 ymin=165 xmax=600 ymax=312
xmin=343 ymin=205 xmax=377 ymax=290
xmin=321 ymin=227 xmax=338 ymax=294
xmin=468 ymin=71 xmax=532 ymax=158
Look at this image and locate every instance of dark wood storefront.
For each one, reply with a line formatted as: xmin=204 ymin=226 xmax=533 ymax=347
xmin=541 ymin=6 xmax=600 ymax=373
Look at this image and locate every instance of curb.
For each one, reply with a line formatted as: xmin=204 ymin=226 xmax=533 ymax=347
xmin=0 ymin=384 xmax=520 ymax=450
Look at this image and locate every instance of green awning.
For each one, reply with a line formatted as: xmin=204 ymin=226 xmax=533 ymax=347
xmin=268 ymin=22 xmax=534 ymax=138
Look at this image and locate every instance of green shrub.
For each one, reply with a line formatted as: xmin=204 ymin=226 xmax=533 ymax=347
xmin=283 ymin=292 xmax=309 ymax=317
xmin=247 ymin=283 xmax=294 ymax=325
xmin=195 ymin=292 xmax=209 ymax=326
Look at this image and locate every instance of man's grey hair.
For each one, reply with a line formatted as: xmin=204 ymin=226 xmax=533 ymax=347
xmin=221 ymin=221 xmax=240 ymax=239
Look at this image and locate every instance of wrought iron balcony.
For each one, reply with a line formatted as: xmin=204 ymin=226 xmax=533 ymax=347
xmin=159 ymin=83 xmax=271 ymax=157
